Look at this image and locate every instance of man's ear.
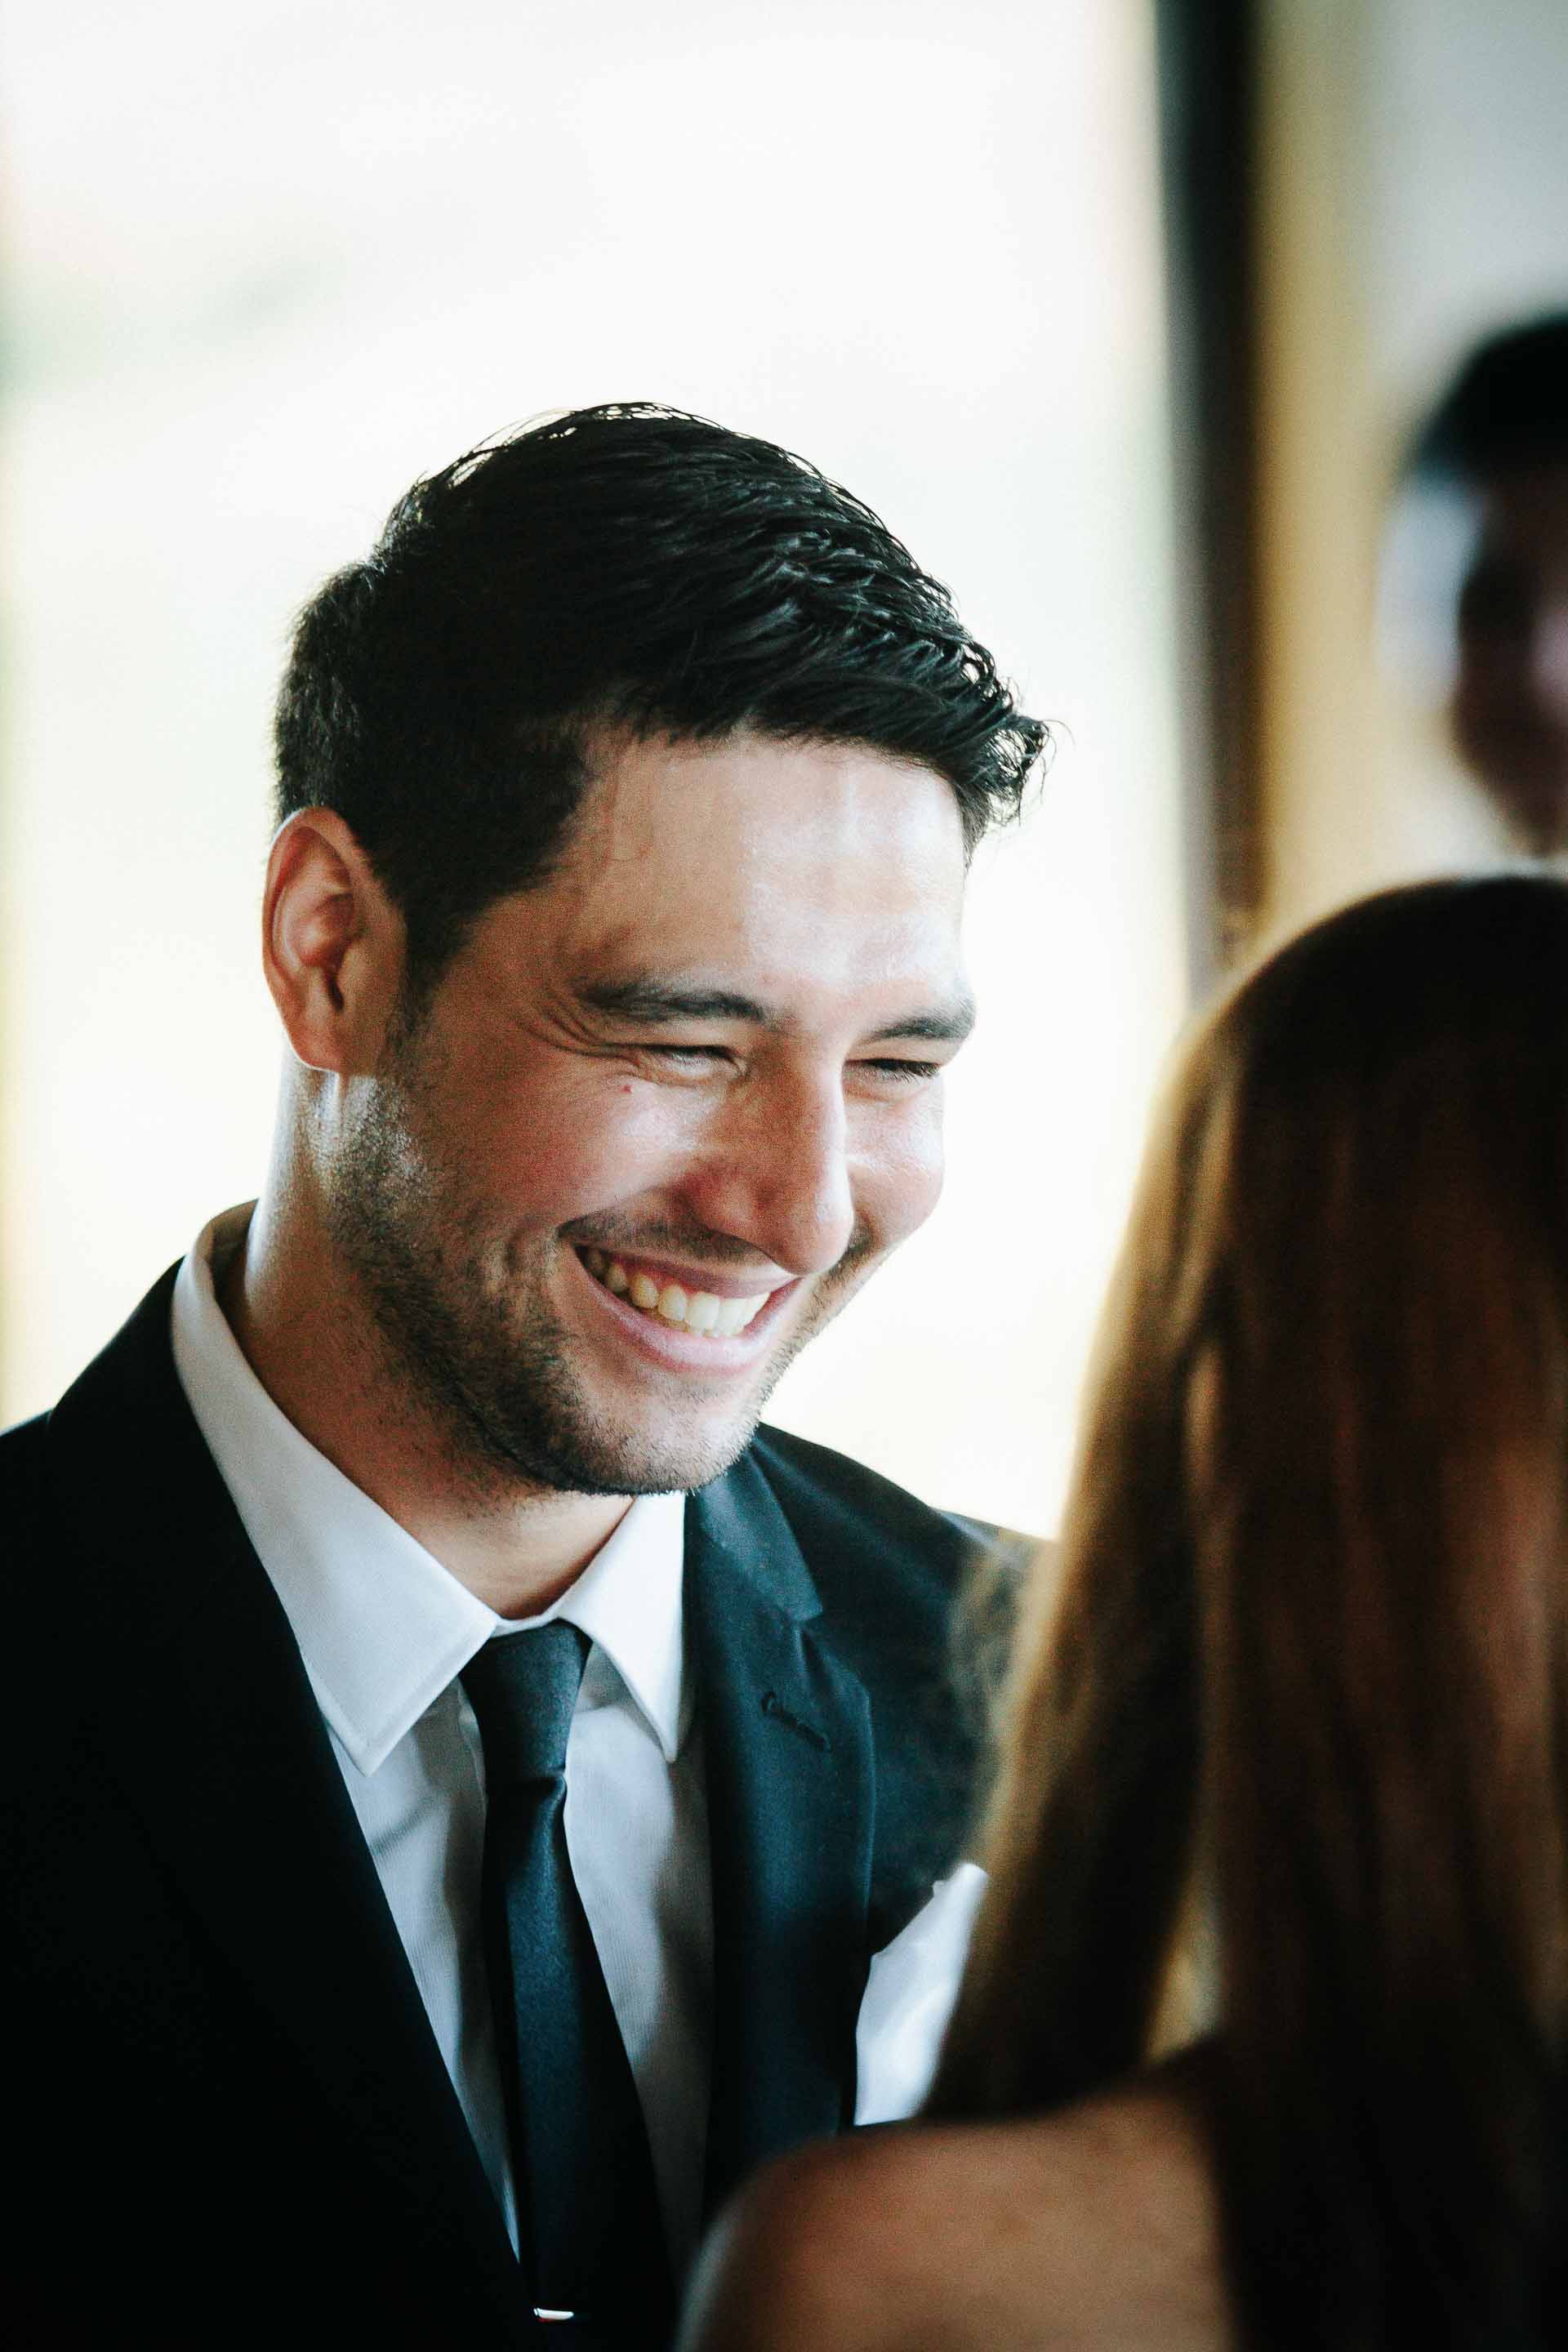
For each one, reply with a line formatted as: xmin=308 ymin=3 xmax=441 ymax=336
xmin=261 ymin=809 xmax=405 ymax=1073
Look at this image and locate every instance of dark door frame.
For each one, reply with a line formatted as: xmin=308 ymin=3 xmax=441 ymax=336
xmin=1155 ymin=0 xmax=1263 ymax=988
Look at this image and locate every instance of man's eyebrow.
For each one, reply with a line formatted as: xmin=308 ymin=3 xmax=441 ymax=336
xmin=862 ymin=993 xmax=978 ymax=1048
xmin=577 ymin=977 xmax=777 ymax=1027
xmin=576 ymin=973 xmax=978 ymax=1045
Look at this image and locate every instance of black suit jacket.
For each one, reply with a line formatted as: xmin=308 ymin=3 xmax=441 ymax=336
xmin=3 ymin=1270 xmax=987 ymax=2347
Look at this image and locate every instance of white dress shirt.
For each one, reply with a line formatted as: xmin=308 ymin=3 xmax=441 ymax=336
xmin=171 ymin=1205 xmax=981 ymax=2274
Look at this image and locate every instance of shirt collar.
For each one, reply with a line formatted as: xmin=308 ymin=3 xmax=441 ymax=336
xmin=170 ymin=1205 xmax=688 ymax=1776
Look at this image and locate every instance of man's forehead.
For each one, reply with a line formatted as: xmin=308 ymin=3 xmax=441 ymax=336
xmin=506 ymin=730 xmax=972 ymax=1034
xmin=571 ymin=726 xmax=966 ymax=853
xmin=548 ymin=739 xmax=964 ymax=932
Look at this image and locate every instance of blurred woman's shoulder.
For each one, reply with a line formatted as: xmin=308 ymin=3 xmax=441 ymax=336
xmin=678 ymin=2051 xmax=1231 ymax=2352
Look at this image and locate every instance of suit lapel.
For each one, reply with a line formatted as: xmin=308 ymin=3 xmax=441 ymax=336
xmin=44 ymin=1273 xmax=527 ymax=2324
xmin=685 ymin=1454 xmax=876 ymax=2219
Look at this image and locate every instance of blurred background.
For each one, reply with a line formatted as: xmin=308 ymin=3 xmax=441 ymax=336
xmin=3 ymin=0 xmax=1566 ymax=1536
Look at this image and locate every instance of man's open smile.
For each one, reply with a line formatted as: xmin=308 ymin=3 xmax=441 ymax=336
xmin=577 ymin=1245 xmax=778 ymax=1338
xmin=570 ymin=1241 xmax=802 ymax=1377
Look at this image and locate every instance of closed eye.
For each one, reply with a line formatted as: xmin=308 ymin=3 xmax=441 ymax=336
xmin=635 ymin=1043 xmax=732 ymax=1067
xmin=858 ymin=1058 xmax=942 ymax=1084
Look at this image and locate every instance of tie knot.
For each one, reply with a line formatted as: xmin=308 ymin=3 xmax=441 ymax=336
xmin=462 ymin=1619 xmax=590 ymax=1789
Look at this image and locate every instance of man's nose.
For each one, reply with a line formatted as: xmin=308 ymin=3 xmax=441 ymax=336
xmin=686 ymin=1075 xmax=856 ymax=1277
xmin=1530 ymin=600 xmax=1568 ymax=721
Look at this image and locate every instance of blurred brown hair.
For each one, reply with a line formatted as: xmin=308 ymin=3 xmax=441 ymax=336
xmin=930 ymin=875 xmax=1568 ymax=2350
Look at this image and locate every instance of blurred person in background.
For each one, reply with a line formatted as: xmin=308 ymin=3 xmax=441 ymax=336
xmin=1383 ymin=311 xmax=1568 ymax=854
xmin=2 ymin=405 xmax=1047 ymax=2349
xmin=680 ymin=874 xmax=1568 ymax=2352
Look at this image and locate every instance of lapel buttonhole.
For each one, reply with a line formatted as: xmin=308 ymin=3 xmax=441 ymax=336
xmin=760 ymin=1689 xmax=831 ymax=1753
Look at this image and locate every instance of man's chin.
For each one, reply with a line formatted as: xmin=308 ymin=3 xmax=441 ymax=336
xmin=471 ymin=1261 xmax=870 ymax=1498
xmin=528 ymin=1413 xmax=765 ymax=1501
xmin=539 ymin=1313 xmax=827 ymax=1495
xmin=485 ymin=1367 xmax=775 ymax=1500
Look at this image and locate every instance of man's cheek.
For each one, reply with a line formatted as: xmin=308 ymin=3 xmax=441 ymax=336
xmin=871 ymin=1123 xmax=947 ymax=1252
xmin=524 ymin=1104 xmax=695 ymax=1218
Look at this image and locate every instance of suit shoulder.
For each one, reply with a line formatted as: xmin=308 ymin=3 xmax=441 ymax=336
xmin=0 ymin=1412 xmax=52 ymax=1569
xmin=740 ymin=1427 xmax=1034 ymax=1907
xmin=0 ymin=1408 xmax=51 ymax=1462
xmin=745 ymin=1422 xmax=996 ymax=1601
xmin=741 ymin=1421 xmax=1037 ymax=1731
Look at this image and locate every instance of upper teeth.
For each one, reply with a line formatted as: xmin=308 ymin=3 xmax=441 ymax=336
xmin=581 ymin=1249 xmax=769 ymax=1338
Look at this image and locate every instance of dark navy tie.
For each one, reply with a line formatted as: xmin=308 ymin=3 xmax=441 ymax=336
xmin=463 ymin=1622 xmax=673 ymax=2347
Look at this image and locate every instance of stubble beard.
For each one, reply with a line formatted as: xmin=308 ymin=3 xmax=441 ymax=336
xmin=324 ymin=1046 xmax=874 ymax=1502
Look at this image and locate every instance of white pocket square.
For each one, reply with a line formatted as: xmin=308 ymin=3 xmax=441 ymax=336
xmin=853 ymin=1860 xmax=988 ymax=2123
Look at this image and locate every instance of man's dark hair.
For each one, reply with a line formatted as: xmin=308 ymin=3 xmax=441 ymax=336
xmin=275 ymin=402 xmax=1049 ymax=986
xmin=1405 ymin=311 xmax=1568 ymax=488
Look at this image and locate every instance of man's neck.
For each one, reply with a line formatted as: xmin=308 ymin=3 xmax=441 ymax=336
xmin=220 ymin=1196 xmax=631 ymax=1619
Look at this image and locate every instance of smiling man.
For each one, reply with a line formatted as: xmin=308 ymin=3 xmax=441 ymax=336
xmin=5 ymin=407 xmax=1045 ymax=2349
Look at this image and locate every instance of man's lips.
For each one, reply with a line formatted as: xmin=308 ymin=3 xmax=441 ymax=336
xmin=575 ymin=1245 xmax=789 ymax=1341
